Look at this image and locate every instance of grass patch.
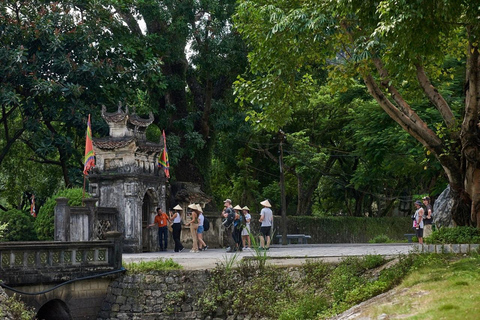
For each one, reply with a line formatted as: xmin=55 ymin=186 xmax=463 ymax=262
xmin=123 ymin=258 xmax=182 ymax=272
xmin=359 ymin=254 xmax=480 ymax=320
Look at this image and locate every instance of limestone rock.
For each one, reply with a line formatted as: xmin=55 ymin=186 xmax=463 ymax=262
xmin=433 ymin=185 xmax=454 ymax=228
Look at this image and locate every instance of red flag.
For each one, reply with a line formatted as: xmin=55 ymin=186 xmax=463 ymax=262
xmin=157 ymin=130 xmax=170 ymax=179
xmin=30 ymin=195 xmax=36 ymax=217
xmin=83 ymin=114 xmax=95 ymax=175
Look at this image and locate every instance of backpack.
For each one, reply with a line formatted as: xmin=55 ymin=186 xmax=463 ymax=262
xmin=222 ymin=207 xmax=235 ymax=228
xmin=203 ymin=216 xmax=210 ymax=231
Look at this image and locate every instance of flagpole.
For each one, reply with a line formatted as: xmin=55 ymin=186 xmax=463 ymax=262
xmin=82 ymin=174 xmax=86 ymax=206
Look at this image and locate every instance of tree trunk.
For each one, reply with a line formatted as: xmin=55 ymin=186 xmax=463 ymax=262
xmin=460 ymin=38 xmax=480 ymax=227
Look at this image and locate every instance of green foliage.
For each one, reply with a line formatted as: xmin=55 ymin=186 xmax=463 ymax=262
xmin=199 ymin=263 xmax=295 ymax=318
xmin=0 ymin=293 xmax=35 ymax=320
xmin=301 ymin=260 xmax=332 ymax=288
xmin=425 ymin=227 xmax=480 ymax=244
xmin=200 ymin=253 xmax=420 ymax=319
xmin=0 ymin=222 xmax=7 ymax=240
xmin=0 ymin=209 xmax=36 ymax=241
xmin=369 ymin=234 xmax=393 ymax=243
xmin=34 ymin=188 xmax=87 ymax=241
xmin=278 ymin=293 xmax=328 ymax=320
xmin=124 ymin=258 xmax=182 ymax=273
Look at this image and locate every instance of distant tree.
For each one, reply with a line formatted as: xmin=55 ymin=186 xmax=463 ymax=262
xmin=0 ymin=0 xmax=164 ymax=205
xmin=109 ymin=0 xmax=248 ymax=190
xmin=0 ymin=209 xmax=36 ymax=241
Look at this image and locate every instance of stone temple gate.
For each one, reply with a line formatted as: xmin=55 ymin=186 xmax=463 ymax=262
xmin=87 ymin=105 xmax=166 ymax=253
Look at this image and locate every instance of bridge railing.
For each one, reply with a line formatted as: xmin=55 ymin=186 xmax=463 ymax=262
xmin=0 ymin=231 xmax=122 ymax=286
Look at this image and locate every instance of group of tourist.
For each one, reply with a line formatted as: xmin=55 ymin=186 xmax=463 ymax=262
xmin=148 ymin=198 xmax=274 ymax=253
xmin=221 ymin=198 xmax=273 ymax=252
xmin=412 ymin=196 xmax=434 ymax=244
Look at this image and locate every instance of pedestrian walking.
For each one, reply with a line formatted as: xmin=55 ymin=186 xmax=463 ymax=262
xmin=186 ymin=203 xmax=199 ymax=252
xmin=197 ymin=204 xmax=208 ymax=251
xmin=170 ymin=205 xmax=184 ymax=252
xmin=242 ymin=206 xmax=252 ymax=249
xmin=259 ymin=200 xmax=273 ymax=250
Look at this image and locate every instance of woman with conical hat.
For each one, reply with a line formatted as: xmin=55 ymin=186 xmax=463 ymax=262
xmin=185 ymin=203 xmax=199 ymax=253
xmin=196 ymin=204 xmax=208 ymax=251
xmin=232 ymin=205 xmax=244 ymax=251
xmin=259 ymin=199 xmax=273 ymax=250
xmin=170 ymin=205 xmax=184 ymax=252
xmin=241 ymin=206 xmax=252 ymax=249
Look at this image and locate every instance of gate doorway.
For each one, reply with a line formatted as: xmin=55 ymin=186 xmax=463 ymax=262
xmin=142 ymin=191 xmax=154 ymax=252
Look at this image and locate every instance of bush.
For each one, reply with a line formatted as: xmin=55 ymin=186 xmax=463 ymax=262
xmin=0 ymin=292 xmax=35 ymax=320
xmin=369 ymin=234 xmax=391 ymax=243
xmin=34 ymin=188 xmax=87 ymax=240
xmin=425 ymin=226 xmax=480 ymax=244
xmin=278 ymin=294 xmax=329 ymax=320
xmin=0 ymin=209 xmax=37 ymax=241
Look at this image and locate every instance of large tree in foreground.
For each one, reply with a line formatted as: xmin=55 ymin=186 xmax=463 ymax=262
xmin=235 ymin=0 xmax=480 ymax=226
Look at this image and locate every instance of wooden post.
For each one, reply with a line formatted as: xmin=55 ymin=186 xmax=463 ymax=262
xmin=279 ymin=130 xmax=287 ymax=245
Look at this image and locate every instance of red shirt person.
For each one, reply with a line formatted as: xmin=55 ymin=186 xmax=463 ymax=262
xmin=148 ymin=208 xmax=170 ymax=251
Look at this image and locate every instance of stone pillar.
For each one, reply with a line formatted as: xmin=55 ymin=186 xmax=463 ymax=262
xmin=84 ymin=198 xmax=98 ymax=240
xmin=105 ymin=231 xmax=123 ymax=270
xmin=55 ymin=197 xmax=70 ymax=241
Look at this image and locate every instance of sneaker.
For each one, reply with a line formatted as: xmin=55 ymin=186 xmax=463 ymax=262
xmin=225 ymin=247 xmax=231 ymax=251
xmin=190 ymin=249 xmax=196 ymax=252
xmin=203 ymin=246 xmax=208 ymax=251
xmin=180 ymin=248 xmax=184 ymax=252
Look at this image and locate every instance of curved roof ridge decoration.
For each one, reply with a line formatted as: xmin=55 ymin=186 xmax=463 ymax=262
xmin=101 ymin=103 xmax=154 ymax=127
xmin=101 ymin=103 xmax=128 ymax=123
xmin=129 ymin=112 xmax=154 ymax=127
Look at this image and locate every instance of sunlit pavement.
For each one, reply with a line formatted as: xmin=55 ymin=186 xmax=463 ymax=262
xmin=122 ymin=243 xmax=417 ymax=270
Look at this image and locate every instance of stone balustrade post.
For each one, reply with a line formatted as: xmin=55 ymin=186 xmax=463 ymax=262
xmin=105 ymin=231 xmax=123 ymax=270
xmin=55 ymin=197 xmax=70 ymax=241
xmin=84 ymin=198 xmax=98 ymax=240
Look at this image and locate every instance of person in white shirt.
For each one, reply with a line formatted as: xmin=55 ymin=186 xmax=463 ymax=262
xmin=259 ymin=200 xmax=273 ymax=250
xmin=196 ymin=204 xmax=208 ymax=251
xmin=241 ymin=206 xmax=252 ymax=249
xmin=170 ymin=205 xmax=184 ymax=252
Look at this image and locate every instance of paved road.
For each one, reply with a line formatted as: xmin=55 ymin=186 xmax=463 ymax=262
xmin=122 ymin=243 xmax=418 ymax=270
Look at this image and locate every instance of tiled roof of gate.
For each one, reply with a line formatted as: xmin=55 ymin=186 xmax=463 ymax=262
xmin=93 ymin=137 xmax=163 ymax=152
xmin=93 ymin=137 xmax=135 ymax=149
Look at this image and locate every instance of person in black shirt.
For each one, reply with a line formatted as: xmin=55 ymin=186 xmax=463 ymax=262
xmin=422 ymin=196 xmax=433 ymax=238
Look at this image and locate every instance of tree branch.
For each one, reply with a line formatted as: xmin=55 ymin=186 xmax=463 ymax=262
xmin=363 ymin=73 xmax=462 ymax=188
xmin=415 ymin=63 xmax=456 ymax=128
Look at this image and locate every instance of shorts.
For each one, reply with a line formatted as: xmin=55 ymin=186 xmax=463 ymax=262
xmin=415 ymin=228 xmax=423 ymax=238
xmin=197 ymin=225 xmax=204 ymax=234
xmin=241 ymin=225 xmax=250 ymax=236
xmin=260 ymin=226 xmax=271 ymax=237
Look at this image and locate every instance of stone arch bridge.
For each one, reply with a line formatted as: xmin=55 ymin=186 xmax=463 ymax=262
xmin=0 ymin=232 xmax=123 ymax=319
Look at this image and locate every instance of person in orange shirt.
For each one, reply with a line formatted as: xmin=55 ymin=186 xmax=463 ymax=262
xmin=148 ymin=208 xmax=169 ymax=251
